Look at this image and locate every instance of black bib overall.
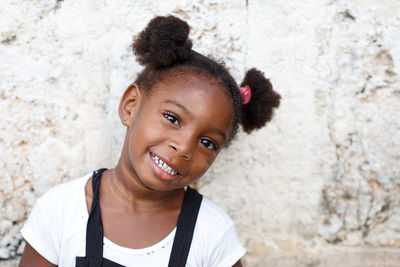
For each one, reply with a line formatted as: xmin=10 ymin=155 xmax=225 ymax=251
xmin=75 ymin=169 xmax=203 ymax=267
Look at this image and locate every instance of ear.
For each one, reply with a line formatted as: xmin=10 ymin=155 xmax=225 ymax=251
xmin=118 ymin=83 xmax=143 ymax=126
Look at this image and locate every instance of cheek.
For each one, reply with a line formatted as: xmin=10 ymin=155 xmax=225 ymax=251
xmin=126 ymin=129 xmax=141 ymax=162
xmin=126 ymin=120 xmax=152 ymax=160
xmin=129 ymin=107 xmax=159 ymax=140
xmin=192 ymin=152 xmax=217 ymax=175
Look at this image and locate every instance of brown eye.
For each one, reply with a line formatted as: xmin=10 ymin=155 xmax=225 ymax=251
xmin=200 ymin=138 xmax=218 ymax=150
xmin=164 ymin=113 xmax=180 ymax=126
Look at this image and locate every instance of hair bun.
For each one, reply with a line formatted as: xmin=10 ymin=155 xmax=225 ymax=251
xmin=132 ymin=15 xmax=193 ymax=68
xmin=240 ymin=68 xmax=281 ymax=133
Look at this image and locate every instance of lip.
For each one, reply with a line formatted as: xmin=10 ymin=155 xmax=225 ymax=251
xmin=149 ymin=152 xmax=184 ymax=181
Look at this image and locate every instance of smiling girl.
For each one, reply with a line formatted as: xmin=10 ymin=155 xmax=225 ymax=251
xmin=19 ymin=15 xmax=281 ymax=267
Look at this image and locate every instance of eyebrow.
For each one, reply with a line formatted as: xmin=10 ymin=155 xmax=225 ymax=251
xmin=165 ymin=100 xmax=192 ymax=116
xmin=211 ymin=127 xmax=227 ymax=143
xmin=164 ymin=100 xmax=227 ymax=142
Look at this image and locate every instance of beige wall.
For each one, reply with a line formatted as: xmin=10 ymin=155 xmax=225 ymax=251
xmin=0 ymin=0 xmax=399 ymax=266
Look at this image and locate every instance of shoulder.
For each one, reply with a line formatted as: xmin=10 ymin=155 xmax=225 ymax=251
xmin=197 ymin=197 xmax=234 ymax=229
xmin=29 ymin=172 xmax=92 ymax=227
xmin=21 ymin=172 xmax=92 ymax=264
xmin=189 ymin=195 xmax=246 ymax=266
xmin=194 ymin=196 xmax=236 ymax=244
xmin=37 ymin=172 xmax=91 ymax=208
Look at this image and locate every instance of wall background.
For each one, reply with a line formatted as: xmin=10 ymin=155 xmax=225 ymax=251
xmin=1 ymin=0 xmax=399 ymax=266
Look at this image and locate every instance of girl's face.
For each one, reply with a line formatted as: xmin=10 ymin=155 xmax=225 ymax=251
xmin=120 ymin=74 xmax=234 ymax=191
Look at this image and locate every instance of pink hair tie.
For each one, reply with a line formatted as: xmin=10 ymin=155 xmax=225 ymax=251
xmin=239 ymin=85 xmax=252 ymax=105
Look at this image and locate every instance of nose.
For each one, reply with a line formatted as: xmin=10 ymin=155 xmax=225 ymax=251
xmin=169 ymin=135 xmax=194 ymax=160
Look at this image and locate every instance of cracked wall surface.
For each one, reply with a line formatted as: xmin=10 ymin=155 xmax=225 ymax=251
xmin=317 ymin=1 xmax=400 ymax=248
xmin=1 ymin=0 xmax=399 ymax=266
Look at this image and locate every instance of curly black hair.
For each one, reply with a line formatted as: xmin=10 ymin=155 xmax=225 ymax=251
xmin=132 ymin=15 xmax=281 ymax=143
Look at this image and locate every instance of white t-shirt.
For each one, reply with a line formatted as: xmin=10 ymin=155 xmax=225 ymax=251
xmin=21 ymin=173 xmax=245 ymax=267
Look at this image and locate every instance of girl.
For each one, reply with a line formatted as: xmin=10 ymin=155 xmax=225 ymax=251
xmin=19 ymin=15 xmax=281 ymax=267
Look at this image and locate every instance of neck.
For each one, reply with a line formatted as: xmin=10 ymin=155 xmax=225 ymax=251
xmin=108 ymin=156 xmax=184 ymax=210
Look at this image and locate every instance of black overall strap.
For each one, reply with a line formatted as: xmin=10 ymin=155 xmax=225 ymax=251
xmin=85 ymin=168 xmax=107 ymax=266
xmin=168 ymin=187 xmax=203 ymax=267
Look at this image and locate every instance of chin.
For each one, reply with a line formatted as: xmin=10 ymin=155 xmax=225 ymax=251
xmin=142 ymin=179 xmax=183 ymax=192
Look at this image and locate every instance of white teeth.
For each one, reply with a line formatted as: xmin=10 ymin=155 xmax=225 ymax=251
xmin=151 ymin=153 xmax=178 ymax=176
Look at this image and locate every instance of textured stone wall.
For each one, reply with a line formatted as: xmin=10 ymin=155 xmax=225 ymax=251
xmin=0 ymin=0 xmax=399 ymax=266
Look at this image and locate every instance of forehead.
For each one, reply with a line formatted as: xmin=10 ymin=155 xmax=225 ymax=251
xmin=148 ymin=73 xmax=231 ymax=107
xmin=144 ymin=73 xmax=234 ymax=133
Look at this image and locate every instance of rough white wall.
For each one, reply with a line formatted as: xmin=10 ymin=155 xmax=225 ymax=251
xmin=0 ymin=0 xmax=399 ymax=266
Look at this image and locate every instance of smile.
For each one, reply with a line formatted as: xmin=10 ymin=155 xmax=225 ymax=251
xmin=151 ymin=153 xmax=179 ymax=176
